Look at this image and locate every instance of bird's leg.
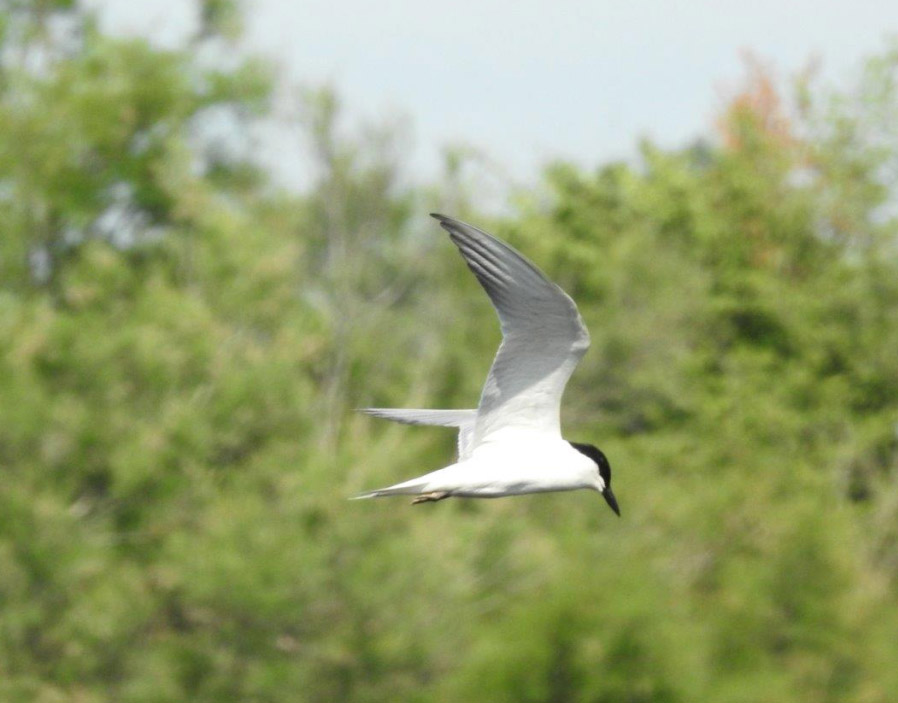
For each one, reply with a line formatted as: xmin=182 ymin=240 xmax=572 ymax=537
xmin=411 ymin=491 xmax=449 ymax=505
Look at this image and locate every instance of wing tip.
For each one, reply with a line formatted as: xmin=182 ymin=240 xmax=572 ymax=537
xmin=430 ymin=212 xmax=455 ymax=229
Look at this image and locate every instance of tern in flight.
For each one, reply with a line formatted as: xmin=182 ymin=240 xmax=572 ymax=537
xmin=357 ymin=214 xmax=619 ymax=516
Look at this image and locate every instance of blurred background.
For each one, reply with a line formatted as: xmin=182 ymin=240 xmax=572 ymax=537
xmin=2 ymin=1 xmax=898 ymax=701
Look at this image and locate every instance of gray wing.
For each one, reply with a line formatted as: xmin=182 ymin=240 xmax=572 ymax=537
xmin=360 ymin=408 xmax=478 ymax=460
xmin=431 ymin=214 xmax=590 ymax=445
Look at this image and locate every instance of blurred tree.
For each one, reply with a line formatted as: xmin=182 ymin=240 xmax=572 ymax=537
xmin=2 ymin=1 xmax=898 ymax=701
xmin=468 ymin=49 xmax=898 ymax=703
xmin=0 ymin=0 xmax=270 ymax=293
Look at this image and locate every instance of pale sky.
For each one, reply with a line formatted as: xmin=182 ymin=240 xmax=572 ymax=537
xmin=88 ymin=0 xmax=898 ymax=190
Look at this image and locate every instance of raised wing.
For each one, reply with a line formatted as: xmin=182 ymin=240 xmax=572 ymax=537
xmin=360 ymin=407 xmax=478 ymax=459
xmin=431 ymin=214 xmax=590 ymax=446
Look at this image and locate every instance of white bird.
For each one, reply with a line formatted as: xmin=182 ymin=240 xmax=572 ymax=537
xmin=357 ymin=214 xmax=619 ymax=516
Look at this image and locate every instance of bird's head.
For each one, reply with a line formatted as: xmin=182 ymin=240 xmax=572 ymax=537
xmin=569 ymin=442 xmax=620 ymax=516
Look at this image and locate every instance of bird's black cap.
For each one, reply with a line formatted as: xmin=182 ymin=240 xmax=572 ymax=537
xmin=569 ymin=442 xmax=620 ymax=516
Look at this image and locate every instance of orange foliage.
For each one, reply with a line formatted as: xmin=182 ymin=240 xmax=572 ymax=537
xmin=717 ymin=51 xmax=796 ymax=151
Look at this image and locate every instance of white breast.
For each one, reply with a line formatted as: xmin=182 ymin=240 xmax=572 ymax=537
xmin=426 ymin=437 xmax=597 ymax=497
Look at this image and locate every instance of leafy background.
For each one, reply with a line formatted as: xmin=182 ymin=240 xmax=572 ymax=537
xmin=1 ymin=2 xmax=898 ymax=701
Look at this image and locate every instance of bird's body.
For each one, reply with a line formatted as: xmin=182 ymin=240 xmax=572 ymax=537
xmin=361 ymin=434 xmax=599 ymax=499
xmin=357 ymin=214 xmax=620 ymax=515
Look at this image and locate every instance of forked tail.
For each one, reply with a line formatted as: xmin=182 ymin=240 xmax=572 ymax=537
xmin=360 ymin=407 xmax=477 ymax=460
xmin=359 ymin=408 xmax=476 ymax=427
xmin=352 ymin=476 xmax=433 ymax=500
xmin=356 ymin=408 xmax=477 ymax=498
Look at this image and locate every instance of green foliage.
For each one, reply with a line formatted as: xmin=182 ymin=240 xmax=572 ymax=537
xmin=2 ymin=3 xmax=898 ymax=702
xmin=0 ymin=0 xmax=271 ymax=292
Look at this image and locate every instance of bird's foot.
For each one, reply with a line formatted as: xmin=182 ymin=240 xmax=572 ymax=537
xmin=411 ymin=491 xmax=449 ymax=505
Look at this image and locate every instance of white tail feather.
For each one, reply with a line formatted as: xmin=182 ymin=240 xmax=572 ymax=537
xmin=360 ymin=407 xmax=477 ymax=460
xmin=359 ymin=408 xmax=476 ymax=427
xmin=352 ymin=475 xmax=433 ymax=499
